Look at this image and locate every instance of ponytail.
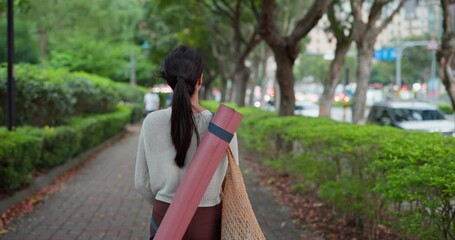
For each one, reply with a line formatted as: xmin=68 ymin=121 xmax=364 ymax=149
xmin=157 ymin=46 xmax=204 ymax=168
xmin=171 ymin=77 xmax=197 ymax=167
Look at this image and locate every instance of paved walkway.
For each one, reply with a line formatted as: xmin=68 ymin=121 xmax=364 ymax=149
xmin=1 ymin=124 xmax=313 ymax=240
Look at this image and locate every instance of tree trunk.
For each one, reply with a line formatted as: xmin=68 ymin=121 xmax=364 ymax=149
xmin=260 ymin=52 xmax=269 ymax=107
xmin=259 ymin=0 xmax=331 ymax=116
xmin=228 ymin=79 xmax=235 ymax=102
xmin=347 ymin=0 xmax=405 ymax=124
xmin=238 ymin=68 xmax=250 ymax=106
xmin=352 ymin=41 xmax=374 ymax=124
xmin=446 ymin=78 xmax=455 ymax=110
xmin=248 ymin=82 xmax=256 ymax=106
xmin=439 ymin=54 xmax=455 ymax=110
xmin=38 ymin=31 xmax=48 ymax=61
xmin=319 ymin=43 xmax=350 ymax=117
xmin=274 ymin=47 xmax=296 ymax=116
xmin=232 ymin=64 xmax=250 ymax=106
xmin=438 ymin=0 xmax=455 ymax=111
xmin=202 ymin=71 xmax=214 ymax=100
xmin=248 ymin=57 xmax=262 ymax=106
xmin=220 ymin=76 xmax=228 ymax=102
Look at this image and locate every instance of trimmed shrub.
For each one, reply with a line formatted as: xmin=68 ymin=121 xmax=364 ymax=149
xmin=0 ymin=65 xmax=145 ymax=127
xmin=116 ymin=82 xmax=147 ymax=104
xmin=201 ymin=101 xmax=455 ymax=239
xmin=129 ymin=103 xmax=145 ymax=123
xmin=0 ymin=104 xmax=134 ymax=192
xmin=96 ymin=105 xmax=132 ymax=139
xmin=57 ymin=74 xmax=104 ymax=115
xmin=72 ymin=72 xmax=119 ymax=114
xmin=69 ymin=105 xmax=132 ymax=153
xmin=0 ymin=66 xmax=74 ymax=126
xmin=0 ymin=130 xmax=42 ymax=191
xmin=18 ymin=126 xmax=80 ymax=170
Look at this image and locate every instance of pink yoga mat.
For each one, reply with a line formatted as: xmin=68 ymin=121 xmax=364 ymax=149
xmin=154 ymin=104 xmax=242 ymax=240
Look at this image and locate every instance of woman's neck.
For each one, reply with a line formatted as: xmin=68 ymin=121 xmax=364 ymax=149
xmin=190 ymin=92 xmax=205 ymax=113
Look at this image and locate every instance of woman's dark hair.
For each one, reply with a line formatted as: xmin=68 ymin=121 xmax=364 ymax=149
xmin=157 ymin=46 xmax=204 ymax=168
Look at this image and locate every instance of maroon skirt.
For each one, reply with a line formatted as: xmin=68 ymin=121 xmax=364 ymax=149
xmin=150 ymin=200 xmax=222 ymax=240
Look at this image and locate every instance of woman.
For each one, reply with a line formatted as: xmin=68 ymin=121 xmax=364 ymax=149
xmin=135 ymin=46 xmax=238 ymax=240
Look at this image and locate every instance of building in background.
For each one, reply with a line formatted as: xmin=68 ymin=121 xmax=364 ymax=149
xmin=378 ymin=0 xmax=441 ymax=47
xmin=305 ymin=0 xmax=441 ymax=55
xmin=305 ymin=15 xmax=335 ymax=58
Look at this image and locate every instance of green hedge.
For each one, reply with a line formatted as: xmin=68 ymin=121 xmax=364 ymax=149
xmin=438 ymin=104 xmax=454 ymax=114
xmin=71 ymin=72 xmax=119 ymax=113
xmin=20 ymin=126 xmax=80 ymax=170
xmin=202 ymin=101 xmax=455 ymax=240
xmin=0 ymin=130 xmax=42 ymax=191
xmin=116 ymin=82 xmax=147 ymax=104
xmin=0 ymin=66 xmax=74 ymax=126
xmin=0 ymin=64 xmax=144 ymax=127
xmin=129 ymin=103 xmax=145 ymax=123
xmin=69 ymin=105 xmax=132 ymax=153
xmin=0 ymin=64 xmax=143 ymax=192
xmin=0 ymin=104 xmax=133 ymax=192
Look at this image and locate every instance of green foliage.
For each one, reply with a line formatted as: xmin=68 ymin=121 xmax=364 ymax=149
xmin=0 ymin=64 xmax=145 ymax=127
xmin=129 ymin=103 xmax=145 ymax=123
xmin=294 ymin=54 xmax=330 ymax=83
xmin=140 ymin=3 xmax=192 ymax=66
xmin=140 ymin=0 xmax=223 ymax=75
xmin=69 ymin=105 xmax=132 ymax=153
xmin=0 ymin=20 xmax=39 ymax=64
xmin=48 ymin=39 xmax=153 ymax=83
xmin=0 ymin=104 xmax=134 ymax=192
xmin=372 ymin=134 xmax=455 ymax=239
xmin=371 ymin=36 xmax=432 ymax=86
xmin=48 ymin=39 xmax=128 ymax=81
xmin=438 ymin=104 xmax=454 ymax=114
xmin=0 ymin=65 xmax=75 ymax=126
xmin=0 ymin=64 xmax=143 ymax=191
xmin=211 ymin=100 xmax=455 ymax=239
xmin=370 ymin=61 xmax=396 ymax=85
xmin=10 ymin=0 xmax=151 ymax=83
xmin=0 ymin=129 xmax=42 ymax=191
xmin=71 ymin=72 xmax=119 ymax=113
xmin=201 ymin=100 xmax=277 ymax=150
xmin=0 ymin=0 xmax=31 ymax=15
xmin=22 ymin=0 xmax=143 ymax=45
xmin=200 ymin=100 xmax=221 ymax=112
xmin=21 ymin=126 xmax=79 ymax=170
xmin=116 ymin=83 xmax=147 ymax=104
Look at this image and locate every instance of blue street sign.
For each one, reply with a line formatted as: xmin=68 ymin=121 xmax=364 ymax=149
xmin=373 ymin=48 xmax=397 ymax=61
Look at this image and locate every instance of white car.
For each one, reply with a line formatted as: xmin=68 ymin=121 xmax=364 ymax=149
xmin=367 ymin=101 xmax=455 ymax=137
xmin=294 ymin=101 xmax=319 ymax=117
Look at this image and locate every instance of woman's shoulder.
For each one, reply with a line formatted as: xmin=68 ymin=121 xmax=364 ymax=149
xmin=195 ymin=109 xmax=213 ymax=117
xmin=143 ymin=108 xmax=171 ymax=126
xmin=194 ymin=109 xmax=213 ymax=123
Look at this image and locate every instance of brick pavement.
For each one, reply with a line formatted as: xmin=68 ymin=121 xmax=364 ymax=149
xmin=1 ymin=124 xmax=319 ymax=240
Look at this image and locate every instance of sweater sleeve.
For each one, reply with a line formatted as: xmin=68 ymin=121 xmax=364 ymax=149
xmin=134 ymin=127 xmax=155 ymax=205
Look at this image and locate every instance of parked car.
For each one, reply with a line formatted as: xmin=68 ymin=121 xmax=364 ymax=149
xmin=294 ymin=101 xmax=319 ymax=117
xmin=367 ymin=101 xmax=455 ymax=137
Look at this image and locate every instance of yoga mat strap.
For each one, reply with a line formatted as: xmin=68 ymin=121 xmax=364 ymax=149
xmin=208 ymin=122 xmax=234 ymax=143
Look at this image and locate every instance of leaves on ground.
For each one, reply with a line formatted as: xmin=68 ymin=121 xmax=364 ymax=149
xmin=0 ymin=185 xmax=61 ymax=235
xmin=242 ymin=149 xmax=400 ymax=240
xmin=0 ymin=126 xmax=132 ymax=236
xmin=0 ymin=149 xmax=101 ymax=235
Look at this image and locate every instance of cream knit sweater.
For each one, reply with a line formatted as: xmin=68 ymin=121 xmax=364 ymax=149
xmin=135 ymin=108 xmax=239 ymax=207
